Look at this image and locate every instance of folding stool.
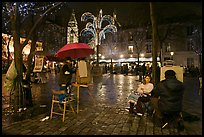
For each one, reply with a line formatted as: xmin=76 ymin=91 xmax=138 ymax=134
xmin=50 ymin=89 xmax=75 ymax=122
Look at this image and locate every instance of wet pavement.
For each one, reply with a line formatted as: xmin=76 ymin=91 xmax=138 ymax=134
xmin=2 ymin=72 xmax=202 ymax=135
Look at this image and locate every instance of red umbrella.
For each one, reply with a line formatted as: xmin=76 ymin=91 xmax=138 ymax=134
xmin=55 ymin=43 xmax=94 ymax=59
xmin=45 ymin=55 xmax=63 ymax=62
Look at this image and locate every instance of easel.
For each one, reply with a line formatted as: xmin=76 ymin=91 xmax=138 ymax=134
xmin=72 ymin=82 xmax=94 ymax=113
xmin=160 ymin=65 xmax=184 ymax=82
xmin=72 ymin=60 xmax=95 ymax=113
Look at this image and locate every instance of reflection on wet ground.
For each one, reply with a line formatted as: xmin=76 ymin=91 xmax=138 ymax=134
xmin=2 ymin=73 xmax=202 ymax=133
xmin=2 ymin=73 xmax=139 ymax=126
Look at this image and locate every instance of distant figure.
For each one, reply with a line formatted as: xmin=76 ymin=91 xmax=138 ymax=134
xmin=138 ymin=65 xmax=143 ymax=82
xmin=141 ymin=63 xmax=146 ymax=79
xmin=124 ymin=64 xmax=128 ymax=75
xmin=145 ymin=64 xmax=152 ymax=76
xmin=155 ymin=63 xmax=161 ymax=85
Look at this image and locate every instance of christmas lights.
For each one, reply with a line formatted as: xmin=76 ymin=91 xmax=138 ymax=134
xmin=2 ymin=2 xmax=66 ymax=34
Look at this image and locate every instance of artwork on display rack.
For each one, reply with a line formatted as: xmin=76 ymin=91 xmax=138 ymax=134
xmin=33 ymin=55 xmax=44 ymax=72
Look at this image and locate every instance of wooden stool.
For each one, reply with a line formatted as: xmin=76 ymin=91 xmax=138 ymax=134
xmin=50 ymin=90 xmax=75 ymax=122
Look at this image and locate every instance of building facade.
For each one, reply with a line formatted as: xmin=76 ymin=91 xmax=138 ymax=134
xmin=99 ymin=21 xmax=201 ymax=69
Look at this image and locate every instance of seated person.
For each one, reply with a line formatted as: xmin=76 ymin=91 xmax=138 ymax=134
xmin=58 ymin=57 xmax=75 ymax=102
xmin=128 ymin=75 xmax=154 ymax=116
xmin=150 ymin=70 xmax=185 ymax=129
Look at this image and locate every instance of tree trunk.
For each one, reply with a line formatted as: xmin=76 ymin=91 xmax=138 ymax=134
xmin=11 ymin=3 xmax=23 ymax=112
xmin=25 ymin=13 xmax=38 ymax=82
xmin=150 ymin=2 xmax=158 ymax=84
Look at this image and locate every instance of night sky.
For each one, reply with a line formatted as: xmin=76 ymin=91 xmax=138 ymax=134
xmin=55 ymin=2 xmax=202 ymax=31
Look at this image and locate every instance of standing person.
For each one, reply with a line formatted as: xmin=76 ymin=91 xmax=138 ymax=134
xmin=145 ymin=64 xmax=152 ymax=76
xmin=138 ymin=65 xmax=143 ymax=82
xmin=155 ymin=63 xmax=161 ymax=85
xmin=124 ymin=64 xmax=128 ymax=75
xmin=151 ymin=70 xmax=185 ymax=122
xmin=58 ymin=57 xmax=75 ymax=96
xmin=127 ymin=75 xmax=154 ymax=116
xmin=141 ymin=63 xmax=146 ymax=79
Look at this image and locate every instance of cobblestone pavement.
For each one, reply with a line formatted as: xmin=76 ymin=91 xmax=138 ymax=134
xmin=2 ymin=73 xmax=202 ymax=135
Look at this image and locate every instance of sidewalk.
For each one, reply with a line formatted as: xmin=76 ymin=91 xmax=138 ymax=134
xmin=2 ymin=73 xmax=202 ymax=135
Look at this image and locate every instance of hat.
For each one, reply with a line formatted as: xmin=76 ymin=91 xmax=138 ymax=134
xmin=165 ymin=70 xmax=176 ymax=78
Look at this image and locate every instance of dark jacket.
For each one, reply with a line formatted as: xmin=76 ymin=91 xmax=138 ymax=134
xmin=58 ymin=62 xmax=75 ymax=86
xmin=152 ymin=78 xmax=184 ymax=113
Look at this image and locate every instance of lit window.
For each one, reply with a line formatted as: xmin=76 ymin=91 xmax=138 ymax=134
xmin=128 ymin=46 xmax=133 ymax=54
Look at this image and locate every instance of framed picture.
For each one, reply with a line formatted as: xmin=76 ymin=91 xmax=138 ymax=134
xmin=33 ymin=55 xmax=44 ymax=72
xmin=160 ymin=66 xmax=184 ymax=82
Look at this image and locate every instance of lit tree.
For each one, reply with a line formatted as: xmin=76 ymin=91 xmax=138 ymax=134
xmin=2 ymin=2 xmax=63 ymax=112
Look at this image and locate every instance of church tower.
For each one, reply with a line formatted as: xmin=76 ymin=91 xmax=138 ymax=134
xmin=67 ymin=10 xmax=78 ymax=44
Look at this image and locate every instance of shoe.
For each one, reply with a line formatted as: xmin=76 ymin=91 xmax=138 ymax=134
xmin=137 ymin=112 xmax=143 ymax=116
xmin=125 ymin=107 xmax=130 ymax=112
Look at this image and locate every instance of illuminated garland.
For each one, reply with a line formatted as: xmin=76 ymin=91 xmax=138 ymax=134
xmin=2 ymin=2 xmax=67 ymax=34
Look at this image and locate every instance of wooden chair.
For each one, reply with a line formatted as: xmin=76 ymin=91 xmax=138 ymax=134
xmin=50 ymin=90 xmax=75 ymax=122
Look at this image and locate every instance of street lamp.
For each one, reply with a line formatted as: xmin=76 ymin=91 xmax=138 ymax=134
xmin=140 ymin=53 xmax=144 ymax=58
xmin=170 ymin=51 xmax=174 ymax=60
xmin=80 ymin=9 xmax=117 ymax=66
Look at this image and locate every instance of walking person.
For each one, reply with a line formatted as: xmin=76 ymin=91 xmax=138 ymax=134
xmin=127 ymin=74 xmax=154 ymax=116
